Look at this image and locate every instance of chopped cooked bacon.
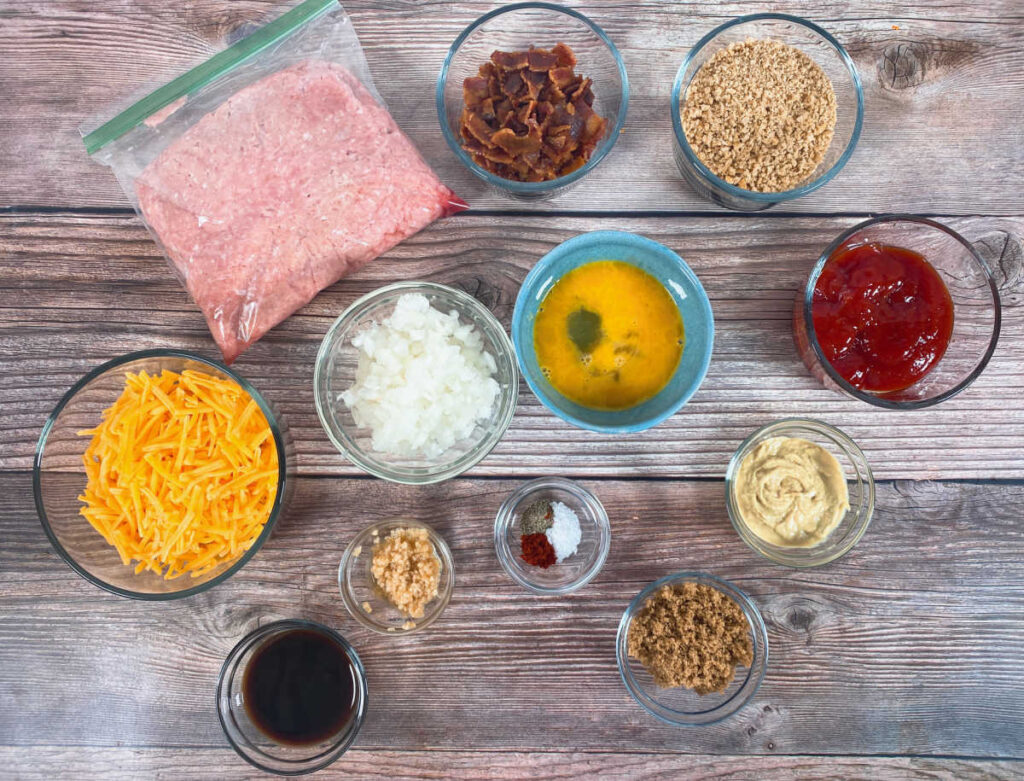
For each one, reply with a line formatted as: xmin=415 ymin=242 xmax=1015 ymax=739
xmin=551 ymin=43 xmax=577 ymax=68
xmin=458 ymin=44 xmax=608 ymax=181
xmin=527 ymin=49 xmax=559 ymax=71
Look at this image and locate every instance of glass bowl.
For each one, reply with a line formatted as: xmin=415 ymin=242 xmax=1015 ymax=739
xmin=511 ymin=230 xmax=714 ymax=433
xmin=216 ymin=619 xmax=367 ymax=775
xmin=494 ymin=477 xmax=610 ymax=595
xmin=314 ymin=281 xmax=518 ymax=484
xmin=33 ymin=349 xmax=290 ymax=600
xmin=436 ymin=2 xmax=629 ymax=200
xmin=794 ymin=216 xmax=1002 ymax=409
xmin=338 ymin=520 xmax=455 ymax=635
xmin=725 ymin=419 xmax=874 ymax=567
xmin=616 ymin=572 xmax=768 ymax=726
xmin=671 ymin=13 xmax=863 ymax=211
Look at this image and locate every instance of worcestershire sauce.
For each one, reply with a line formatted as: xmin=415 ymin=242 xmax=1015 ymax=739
xmin=242 ymin=629 xmax=356 ymax=746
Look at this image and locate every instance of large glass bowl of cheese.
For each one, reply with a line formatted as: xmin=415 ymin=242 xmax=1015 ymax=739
xmin=34 ymin=349 xmax=290 ymax=599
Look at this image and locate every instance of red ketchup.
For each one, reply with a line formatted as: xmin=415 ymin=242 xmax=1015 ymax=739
xmin=811 ymin=243 xmax=954 ymax=393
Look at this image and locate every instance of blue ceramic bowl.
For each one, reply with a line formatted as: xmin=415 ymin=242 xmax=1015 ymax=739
xmin=511 ymin=231 xmax=714 ymax=433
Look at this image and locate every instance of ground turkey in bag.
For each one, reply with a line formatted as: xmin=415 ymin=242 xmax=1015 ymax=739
xmin=136 ymin=60 xmax=467 ymax=362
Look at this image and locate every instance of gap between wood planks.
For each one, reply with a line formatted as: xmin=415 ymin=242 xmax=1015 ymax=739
xmin=2 ymin=206 xmax=1019 ymax=220
xmin=0 ymin=744 xmax=1020 ymax=760
xmin=5 ymin=468 xmax=1024 ymax=487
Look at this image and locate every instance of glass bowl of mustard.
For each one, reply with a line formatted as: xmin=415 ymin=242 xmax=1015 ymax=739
xmin=725 ymin=418 xmax=874 ymax=568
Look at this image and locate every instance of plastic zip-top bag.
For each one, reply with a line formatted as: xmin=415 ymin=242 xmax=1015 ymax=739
xmin=84 ymin=0 xmax=467 ymax=363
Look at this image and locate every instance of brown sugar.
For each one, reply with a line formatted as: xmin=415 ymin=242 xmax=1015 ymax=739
xmin=370 ymin=527 xmax=441 ymax=619
xmin=681 ymin=39 xmax=837 ymax=193
xmin=626 ymin=582 xmax=754 ymax=694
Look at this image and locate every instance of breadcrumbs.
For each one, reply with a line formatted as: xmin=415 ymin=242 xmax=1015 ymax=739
xmin=626 ymin=582 xmax=754 ymax=694
xmin=682 ymin=39 xmax=837 ymax=192
xmin=370 ymin=527 xmax=441 ymax=619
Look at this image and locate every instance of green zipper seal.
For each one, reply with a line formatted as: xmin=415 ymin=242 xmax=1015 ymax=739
xmin=83 ymin=0 xmax=336 ymax=155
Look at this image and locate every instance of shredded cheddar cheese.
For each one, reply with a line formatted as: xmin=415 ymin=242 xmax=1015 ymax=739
xmin=78 ymin=368 xmax=279 ymax=580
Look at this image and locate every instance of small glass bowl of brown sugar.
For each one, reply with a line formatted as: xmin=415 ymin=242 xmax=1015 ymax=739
xmin=339 ymin=520 xmax=455 ymax=635
xmin=671 ymin=13 xmax=863 ymax=211
xmin=616 ymin=572 xmax=768 ymax=726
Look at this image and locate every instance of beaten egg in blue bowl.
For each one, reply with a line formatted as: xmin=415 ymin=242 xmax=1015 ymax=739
xmin=512 ymin=231 xmax=714 ymax=433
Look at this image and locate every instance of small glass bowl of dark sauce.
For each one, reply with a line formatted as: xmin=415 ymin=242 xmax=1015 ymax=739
xmin=217 ymin=619 xmax=367 ymax=775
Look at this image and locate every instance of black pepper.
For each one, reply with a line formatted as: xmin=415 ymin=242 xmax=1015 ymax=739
xmin=520 ymin=500 xmax=553 ymax=536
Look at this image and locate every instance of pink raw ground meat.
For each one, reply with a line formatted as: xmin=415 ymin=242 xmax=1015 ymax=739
xmin=136 ymin=60 xmax=467 ymax=362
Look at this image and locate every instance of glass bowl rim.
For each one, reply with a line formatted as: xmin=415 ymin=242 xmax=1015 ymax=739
xmin=493 ymin=476 xmax=611 ymax=595
xmin=615 ymin=571 xmax=769 ymax=726
xmin=435 ymin=0 xmax=631 ymax=194
xmin=802 ymin=214 xmax=1003 ymax=409
xmin=33 ymin=348 xmax=288 ymax=601
xmin=313 ymin=280 xmax=519 ymax=485
xmin=724 ymin=417 xmax=876 ymax=567
xmin=338 ymin=519 xmax=456 ymax=635
xmin=670 ymin=12 xmax=864 ymax=203
xmin=215 ymin=618 xmax=368 ymax=776
xmin=510 ymin=230 xmax=714 ymax=433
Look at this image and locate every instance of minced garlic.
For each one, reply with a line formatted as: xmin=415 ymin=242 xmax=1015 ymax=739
xmin=370 ymin=527 xmax=441 ymax=618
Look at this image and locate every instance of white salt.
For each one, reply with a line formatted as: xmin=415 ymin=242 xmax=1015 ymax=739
xmin=546 ymin=501 xmax=582 ymax=562
xmin=340 ymin=293 xmax=500 ymax=458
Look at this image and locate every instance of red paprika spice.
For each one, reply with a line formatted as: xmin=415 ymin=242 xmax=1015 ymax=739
xmin=521 ymin=533 xmax=556 ymax=568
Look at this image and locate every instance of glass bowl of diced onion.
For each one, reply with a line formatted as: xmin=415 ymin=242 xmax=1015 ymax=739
xmin=34 ymin=349 xmax=290 ymax=600
xmin=314 ymin=281 xmax=519 ymax=485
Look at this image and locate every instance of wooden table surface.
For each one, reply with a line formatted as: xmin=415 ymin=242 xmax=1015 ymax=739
xmin=2 ymin=1 xmax=1023 ymax=779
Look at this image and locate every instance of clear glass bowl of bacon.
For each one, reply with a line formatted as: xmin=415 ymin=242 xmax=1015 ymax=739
xmin=436 ymin=2 xmax=629 ymax=199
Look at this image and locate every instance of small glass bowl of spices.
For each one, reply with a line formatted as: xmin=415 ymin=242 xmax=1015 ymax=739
xmin=616 ymin=572 xmax=768 ymax=726
xmin=726 ymin=419 xmax=874 ymax=567
xmin=671 ymin=13 xmax=863 ymax=211
xmin=339 ymin=520 xmax=455 ymax=635
xmin=494 ymin=477 xmax=610 ymax=595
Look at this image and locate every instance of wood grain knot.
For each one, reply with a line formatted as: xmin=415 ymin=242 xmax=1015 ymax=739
xmin=879 ymin=43 xmax=924 ymax=90
xmin=186 ymin=5 xmax=263 ymax=44
xmin=878 ymin=39 xmax=981 ymax=92
xmin=455 ymin=276 xmax=511 ymax=320
xmin=786 ymin=606 xmax=816 ymax=632
xmin=972 ymin=231 xmax=1024 ymax=304
xmin=226 ymin=21 xmax=262 ymax=46
xmin=744 ymin=703 xmax=782 ymax=741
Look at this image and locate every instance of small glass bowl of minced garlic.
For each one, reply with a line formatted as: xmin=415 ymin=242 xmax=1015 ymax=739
xmin=725 ymin=418 xmax=874 ymax=567
xmin=338 ymin=520 xmax=455 ymax=634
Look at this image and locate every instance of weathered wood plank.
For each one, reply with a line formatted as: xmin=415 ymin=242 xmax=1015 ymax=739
xmin=0 ymin=747 xmax=1020 ymax=781
xmin=1 ymin=1 xmax=1022 ymax=213
xmin=3 ymin=473 xmax=1023 ymax=757
xmin=1 ymin=214 xmax=1021 ymax=479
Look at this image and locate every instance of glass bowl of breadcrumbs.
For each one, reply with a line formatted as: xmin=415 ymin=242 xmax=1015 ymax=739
xmin=671 ymin=13 xmax=863 ymax=211
xmin=616 ymin=571 xmax=768 ymax=725
xmin=339 ymin=520 xmax=455 ymax=635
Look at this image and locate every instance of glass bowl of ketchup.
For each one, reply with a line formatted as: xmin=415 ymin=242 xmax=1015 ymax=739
xmin=795 ymin=215 xmax=1001 ymax=409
